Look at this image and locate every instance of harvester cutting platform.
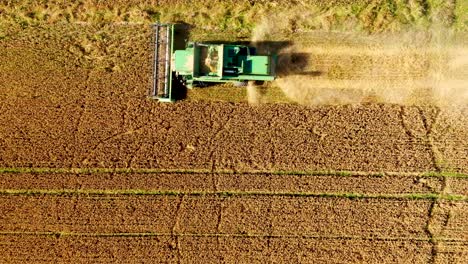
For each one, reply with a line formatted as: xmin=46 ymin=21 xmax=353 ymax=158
xmin=150 ymin=23 xmax=277 ymax=102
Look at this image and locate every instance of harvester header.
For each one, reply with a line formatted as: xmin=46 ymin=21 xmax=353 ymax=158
xmin=150 ymin=23 xmax=175 ymax=102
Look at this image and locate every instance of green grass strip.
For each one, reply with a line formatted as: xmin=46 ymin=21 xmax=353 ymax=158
xmin=0 ymin=167 xmax=467 ymax=178
xmin=0 ymin=189 xmax=466 ymax=201
xmin=422 ymin=171 xmax=468 ymax=178
xmin=0 ymin=231 xmax=466 ymax=243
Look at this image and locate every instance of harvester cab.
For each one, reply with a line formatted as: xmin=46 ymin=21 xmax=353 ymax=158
xmin=150 ymin=23 xmax=277 ymax=102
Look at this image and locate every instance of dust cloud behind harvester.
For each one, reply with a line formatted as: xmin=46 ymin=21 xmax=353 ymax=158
xmin=250 ymin=11 xmax=468 ymax=108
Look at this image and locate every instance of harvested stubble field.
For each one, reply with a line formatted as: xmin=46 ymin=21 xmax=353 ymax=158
xmin=0 ymin=235 xmax=436 ymax=263
xmin=1 ymin=0 xmax=468 ymax=263
xmin=0 ymin=171 xmax=455 ymax=195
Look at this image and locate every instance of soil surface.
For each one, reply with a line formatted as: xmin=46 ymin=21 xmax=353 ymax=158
xmin=0 ymin=23 xmax=467 ymax=263
xmin=1 ymin=25 xmax=467 ymax=173
xmin=0 ymin=235 xmax=436 ymax=264
xmin=0 ymin=172 xmax=456 ymax=195
xmin=0 ymin=195 xmax=431 ymax=236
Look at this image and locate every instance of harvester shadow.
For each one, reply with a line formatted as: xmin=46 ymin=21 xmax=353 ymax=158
xmin=276 ymin=52 xmax=321 ymax=77
xmin=172 ymin=22 xmax=193 ymax=50
xmin=171 ymin=74 xmax=188 ymax=100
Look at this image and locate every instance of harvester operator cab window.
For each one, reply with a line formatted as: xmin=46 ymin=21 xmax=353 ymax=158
xmin=228 ymin=47 xmax=248 ymax=57
xmin=238 ymin=47 xmax=248 ymax=56
xmin=225 ymin=46 xmax=249 ymax=69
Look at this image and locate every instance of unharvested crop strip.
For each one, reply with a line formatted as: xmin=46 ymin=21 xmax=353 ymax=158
xmin=0 ymin=167 xmax=467 ymax=178
xmin=0 ymin=189 xmax=466 ymax=201
xmin=0 ymin=231 xmax=465 ymax=243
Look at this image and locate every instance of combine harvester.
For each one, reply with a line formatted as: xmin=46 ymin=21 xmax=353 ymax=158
xmin=150 ymin=23 xmax=277 ymax=102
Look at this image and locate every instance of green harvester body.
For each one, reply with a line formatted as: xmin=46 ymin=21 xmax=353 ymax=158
xmin=150 ymin=23 xmax=277 ymax=102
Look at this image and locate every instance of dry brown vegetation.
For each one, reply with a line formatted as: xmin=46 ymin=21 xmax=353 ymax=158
xmin=0 ymin=0 xmax=467 ymax=262
xmin=1 ymin=25 xmax=466 ymax=172
xmin=0 ymin=0 xmax=465 ymax=38
xmin=1 ymin=235 xmax=438 ymax=263
xmin=0 ymin=172 xmax=454 ymax=195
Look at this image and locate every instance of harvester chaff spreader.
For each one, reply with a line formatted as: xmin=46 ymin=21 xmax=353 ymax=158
xmin=150 ymin=23 xmax=277 ymax=102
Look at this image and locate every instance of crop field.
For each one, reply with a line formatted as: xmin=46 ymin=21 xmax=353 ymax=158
xmin=0 ymin=0 xmax=467 ymax=263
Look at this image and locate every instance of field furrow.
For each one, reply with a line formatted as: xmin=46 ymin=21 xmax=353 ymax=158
xmin=434 ymin=241 xmax=468 ymax=264
xmin=435 ymin=202 xmax=468 ymax=240
xmin=449 ymin=177 xmax=468 ymax=196
xmin=1 ymin=25 xmax=467 ymax=173
xmin=0 ymin=195 xmax=433 ymax=238
xmin=0 ymin=234 xmax=434 ymax=264
xmin=0 ymin=4 xmax=467 ymax=262
xmin=3 ymin=98 xmax=465 ymax=172
xmin=0 ymin=172 xmax=455 ymax=195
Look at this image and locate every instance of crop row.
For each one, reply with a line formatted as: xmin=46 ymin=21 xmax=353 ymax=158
xmin=0 ymin=234 xmax=442 ymax=263
xmin=1 ymin=171 xmax=467 ymax=196
xmin=3 ymin=98 xmax=466 ymax=172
